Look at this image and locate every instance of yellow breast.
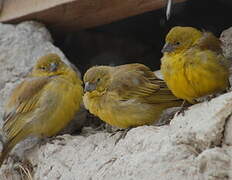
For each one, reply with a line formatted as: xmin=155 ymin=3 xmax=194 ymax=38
xmin=161 ymin=51 xmax=229 ymax=103
xmin=36 ymin=77 xmax=83 ymax=136
xmin=84 ymin=93 xmax=178 ymax=128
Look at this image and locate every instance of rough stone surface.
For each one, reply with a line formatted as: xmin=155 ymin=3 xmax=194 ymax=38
xmin=220 ymin=27 xmax=232 ymax=84
xmin=24 ymin=91 xmax=232 ymax=180
xmin=220 ymin=27 xmax=232 ymax=59
xmin=0 ymin=23 xmax=232 ymax=180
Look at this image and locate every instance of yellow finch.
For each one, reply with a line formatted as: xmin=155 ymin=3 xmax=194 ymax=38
xmin=0 ymin=53 xmax=83 ymax=166
xmin=161 ymin=26 xmax=230 ymax=103
xmin=83 ymin=63 xmax=182 ymax=129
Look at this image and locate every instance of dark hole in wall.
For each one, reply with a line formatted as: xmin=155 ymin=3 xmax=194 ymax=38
xmin=52 ymin=0 xmax=232 ymax=75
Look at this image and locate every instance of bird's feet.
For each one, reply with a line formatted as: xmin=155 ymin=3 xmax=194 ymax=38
xmin=205 ymin=94 xmax=217 ymax=102
xmin=94 ymin=123 xmax=107 ymax=131
xmin=176 ymin=106 xmax=189 ymax=116
xmin=110 ymin=128 xmax=131 ymax=145
xmin=110 ymin=129 xmax=122 ymax=137
xmin=175 ymin=100 xmax=191 ymax=116
xmin=196 ymin=94 xmax=217 ymax=103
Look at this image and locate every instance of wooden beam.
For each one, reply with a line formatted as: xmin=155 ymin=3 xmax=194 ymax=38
xmin=0 ymin=0 xmax=186 ymax=31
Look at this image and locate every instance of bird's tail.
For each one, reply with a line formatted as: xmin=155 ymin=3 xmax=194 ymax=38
xmin=0 ymin=129 xmax=29 ymax=168
xmin=0 ymin=140 xmax=15 ymax=167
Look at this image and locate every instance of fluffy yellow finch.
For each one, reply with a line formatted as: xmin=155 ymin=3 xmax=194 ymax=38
xmin=161 ymin=26 xmax=230 ymax=104
xmin=83 ymin=63 xmax=182 ymax=129
xmin=0 ymin=53 xmax=83 ymax=166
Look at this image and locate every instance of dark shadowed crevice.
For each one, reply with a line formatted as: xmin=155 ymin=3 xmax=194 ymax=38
xmin=51 ymin=0 xmax=232 ymax=75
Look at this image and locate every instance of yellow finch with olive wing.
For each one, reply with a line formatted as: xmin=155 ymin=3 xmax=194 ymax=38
xmin=161 ymin=26 xmax=230 ymax=103
xmin=0 ymin=53 xmax=83 ymax=167
xmin=83 ymin=63 xmax=182 ymax=129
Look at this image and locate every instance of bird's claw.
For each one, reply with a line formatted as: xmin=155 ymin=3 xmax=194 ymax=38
xmin=176 ymin=106 xmax=189 ymax=116
xmin=110 ymin=129 xmax=124 ymax=137
xmin=113 ymin=128 xmax=131 ymax=145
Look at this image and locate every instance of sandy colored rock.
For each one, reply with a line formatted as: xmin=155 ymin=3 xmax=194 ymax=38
xmin=220 ymin=26 xmax=232 ymax=85
xmin=220 ymin=27 xmax=232 ymax=59
xmin=19 ymin=90 xmax=229 ymax=180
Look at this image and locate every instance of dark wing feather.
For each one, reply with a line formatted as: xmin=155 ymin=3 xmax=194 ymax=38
xmin=108 ymin=64 xmax=180 ymax=103
xmin=195 ymin=32 xmax=231 ymax=68
xmin=196 ymin=32 xmax=222 ymax=54
xmin=3 ymin=77 xmax=50 ymax=138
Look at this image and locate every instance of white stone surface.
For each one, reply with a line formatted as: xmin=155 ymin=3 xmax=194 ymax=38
xmin=221 ymin=27 xmax=232 ymax=59
xmin=0 ymin=23 xmax=232 ymax=180
xmin=25 ymin=91 xmax=231 ymax=180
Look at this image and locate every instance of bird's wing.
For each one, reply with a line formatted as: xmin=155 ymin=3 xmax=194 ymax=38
xmin=195 ymin=32 xmax=231 ymax=67
xmin=3 ymin=77 xmax=51 ymax=138
xmin=196 ymin=32 xmax=222 ymax=54
xmin=108 ymin=64 xmax=180 ymax=103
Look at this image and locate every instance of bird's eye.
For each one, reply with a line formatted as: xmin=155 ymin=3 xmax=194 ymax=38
xmin=175 ymin=42 xmax=180 ymax=45
xmin=97 ymin=78 xmax=100 ymax=82
xmin=40 ymin=66 xmax=46 ymax=70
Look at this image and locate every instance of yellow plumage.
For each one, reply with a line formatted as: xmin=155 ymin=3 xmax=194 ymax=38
xmin=161 ymin=26 xmax=230 ymax=103
xmin=0 ymin=53 xmax=83 ymax=166
xmin=83 ymin=63 xmax=182 ymax=128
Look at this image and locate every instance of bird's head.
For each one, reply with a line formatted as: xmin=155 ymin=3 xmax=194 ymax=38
xmin=83 ymin=66 xmax=112 ymax=94
xmin=162 ymin=26 xmax=202 ymax=54
xmin=32 ymin=54 xmax=69 ymax=77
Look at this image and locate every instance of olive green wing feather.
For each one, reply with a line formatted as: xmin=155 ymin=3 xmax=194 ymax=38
xmin=109 ymin=64 xmax=180 ymax=103
xmin=195 ymin=32 xmax=231 ymax=68
xmin=3 ymin=77 xmax=51 ymax=139
xmin=196 ymin=32 xmax=222 ymax=53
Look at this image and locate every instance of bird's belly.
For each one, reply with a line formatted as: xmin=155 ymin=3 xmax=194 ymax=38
xmin=87 ymin=97 xmax=158 ymax=128
xmin=164 ymin=69 xmax=197 ymax=103
xmin=35 ymin=83 xmax=82 ymax=137
xmin=41 ymin=106 xmax=77 ymax=137
xmin=186 ymin=66 xmax=228 ymax=98
xmin=165 ymin=64 xmax=228 ymax=103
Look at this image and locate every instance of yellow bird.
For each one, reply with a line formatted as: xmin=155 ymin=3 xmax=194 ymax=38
xmin=83 ymin=63 xmax=182 ymax=129
xmin=161 ymin=26 xmax=230 ymax=104
xmin=0 ymin=53 xmax=83 ymax=166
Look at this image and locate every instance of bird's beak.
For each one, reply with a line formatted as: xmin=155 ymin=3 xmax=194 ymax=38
xmin=161 ymin=43 xmax=174 ymax=53
xmin=50 ymin=63 xmax=58 ymax=72
xmin=84 ymin=82 xmax=97 ymax=92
